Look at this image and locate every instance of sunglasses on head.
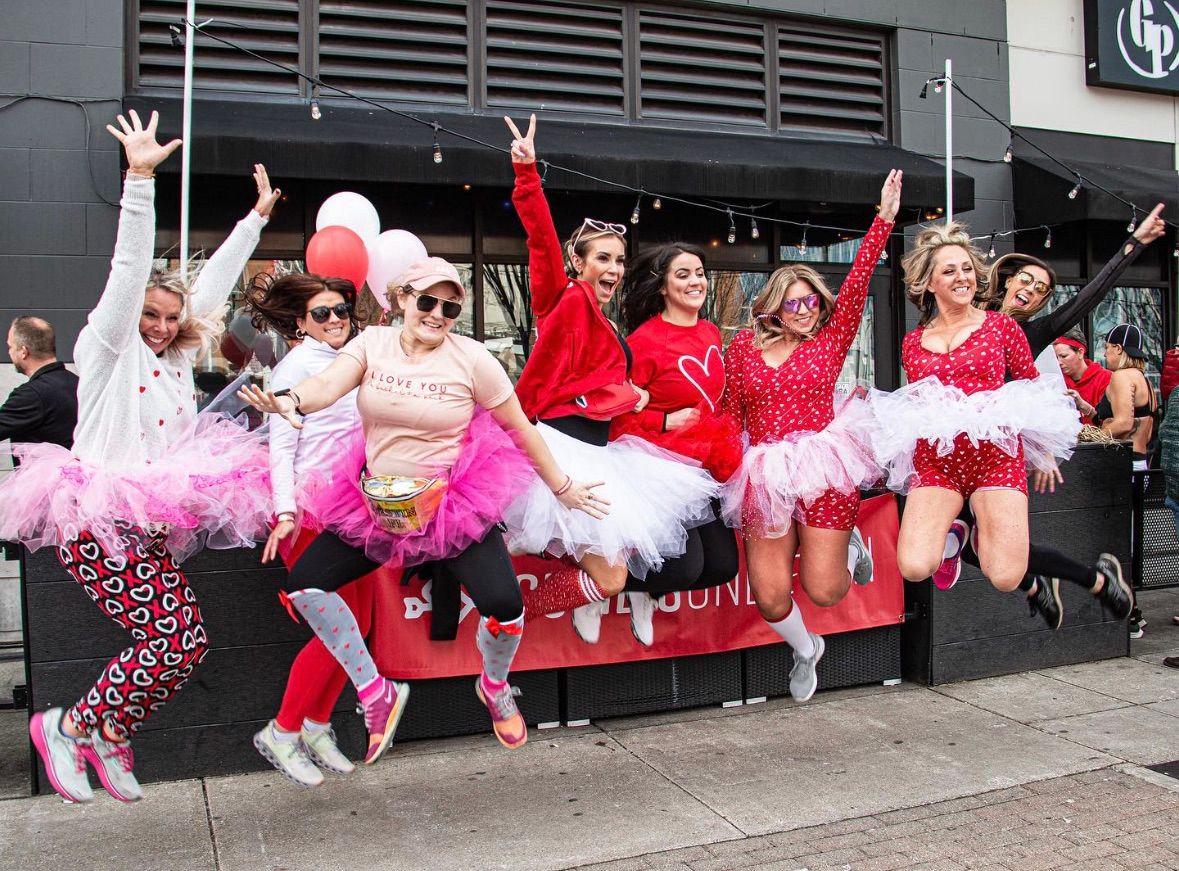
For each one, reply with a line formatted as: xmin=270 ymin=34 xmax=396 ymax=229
xmin=307 ymin=302 xmax=352 ymax=323
xmin=1013 ymin=271 xmax=1052 ymax=296
xmin=570 ymin=218 xmax=627 ymax=251
xmin=413 ymin=291 xmax=462 ymax=320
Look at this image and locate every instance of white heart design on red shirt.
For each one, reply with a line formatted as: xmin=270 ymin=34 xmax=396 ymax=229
xmin=677 ymin=344 xmax=723 ymax=412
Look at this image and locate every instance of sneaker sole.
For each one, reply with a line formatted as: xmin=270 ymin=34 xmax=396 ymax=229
xmin=252 ymin=732 xmax=323 ymax=788
xmin=1045 ymin=577 xmax=1064 ymax=631
xmin=1098 ymin=554 xmax=1133 ymax=620
xmin=302 ymin=739 xmax=355 ymax=776
xmin=791 ymin=635 xmax=826 ymax=703
xmin=364 ymin=682 xmax=410 ymax=766
xmin=475 ymin=682 xmax=528 ymax=750
xmin=628 ymin=596 xmax=655 ymax=647
xmin=29 ymin=713 xmax=91 ymax=803
xmin=81 ymin=745 xmax=142 ymax=802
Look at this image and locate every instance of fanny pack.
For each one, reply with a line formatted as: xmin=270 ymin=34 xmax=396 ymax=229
xmin=360 ymin=472 xmax=447 ymax=534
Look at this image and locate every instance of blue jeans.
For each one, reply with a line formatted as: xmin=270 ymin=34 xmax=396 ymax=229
xmin=1166 ymin=496 xmax=1179 ymax=541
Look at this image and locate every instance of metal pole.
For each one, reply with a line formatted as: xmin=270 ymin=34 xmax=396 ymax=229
xmin=180 ymin=0 xmax=196 ymax=278
xmin=944 ymin=57 xmax=953 ymax=223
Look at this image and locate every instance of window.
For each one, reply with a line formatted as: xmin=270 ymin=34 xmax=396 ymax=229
xmin=482 ymin=263 xmax=532 ymax=381
xmin=1092 ymin=286 xmax=1164 ymax=391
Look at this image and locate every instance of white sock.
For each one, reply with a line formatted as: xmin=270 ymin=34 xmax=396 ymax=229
xmin=767 ymin=603 xmax=815 ymax=658
xmin=271 ymin=722 xmax=299 ymax=743
xmin=942 ymin=530 xmax=961 ymax=560
xmin=846 ymin=541 xmax=860 ymax=576
xmin=302 ymin=719 xmax=330 ymax=734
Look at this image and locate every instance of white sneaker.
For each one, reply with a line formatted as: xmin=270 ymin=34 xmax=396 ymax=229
xmin=254 ymin=721 xmax=324 ymax=787
xmin=849 ymin=527 xmax=873 ymax=586
xmin=627 ymin=592 xmax=656 ymax=647
xmin=788 ymin=633 xmax=826 ymax=702
xmin=83 ymin=729 xmax=143 ymax=802
xmin=29 ymin=708 xmax=93 ymax=803
xmin=301 ymin=723 xmax=355 ymax=775
xmin=572 ymin=601 xmax=603 ymax=644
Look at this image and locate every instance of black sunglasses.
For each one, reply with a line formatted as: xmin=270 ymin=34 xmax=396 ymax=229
xmin=413 ymin=292 xmax=462 ymax=320
xmin=307 ymin=302 xmax=352 ymax=323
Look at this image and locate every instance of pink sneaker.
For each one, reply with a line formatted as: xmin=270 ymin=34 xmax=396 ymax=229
xmin=933 ymin=520 xmax=969 ymax=591
xmin=475 ymin=675 xmax=527 ymax=750
xmin=358 ymin=678 xmax=409 ymax=765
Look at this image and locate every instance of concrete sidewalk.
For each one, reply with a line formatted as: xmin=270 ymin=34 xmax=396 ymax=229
xmin=2 ymin=587 xmax=1177 ymax=871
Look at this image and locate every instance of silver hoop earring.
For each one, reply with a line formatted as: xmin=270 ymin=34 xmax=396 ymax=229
xmin=295 ymin=328 xmax=306 ymax=339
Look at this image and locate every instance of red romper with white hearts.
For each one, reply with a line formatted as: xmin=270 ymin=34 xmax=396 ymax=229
xmin=902 ymin=310 xmax=1038 ymax=497
xmin=721 ymin=215 xmax=892 ymax=534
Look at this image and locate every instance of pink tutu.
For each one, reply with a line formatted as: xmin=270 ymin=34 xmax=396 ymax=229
xmin=301 ymin=410 xmax=536 ymax=567
xmin=0 ymin=415 xmax=272 ymax=563
xmin=720 ymin=395 xmax=882 ymax=537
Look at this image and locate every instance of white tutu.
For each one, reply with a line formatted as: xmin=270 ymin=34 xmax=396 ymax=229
xmin=719 ymin=395 xmax=882 ymax=537
xmin=502 ymin=424 xmax=718 ymax=578
xmin=866 ymin=360 xmax=1082 ymax=492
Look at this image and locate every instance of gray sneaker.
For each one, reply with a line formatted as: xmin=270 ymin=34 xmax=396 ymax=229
xmin=254 ymin=721 xmax=324 ymax=787
xmin=82 ymin=729 xmax=143 ymax=802
xmin=301 ymin=724 xmax=355 ymax=775
xmin=788 ymin=633 xmax=826 ymax=702
xmin=849 ymin=527 xmax=873 ymax=585
xmin=29 ymin=707 xmax=93 ymax=803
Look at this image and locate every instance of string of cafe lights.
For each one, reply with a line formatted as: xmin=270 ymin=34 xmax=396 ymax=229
xmin=179 ymin=19 xmax=1172 ymax=255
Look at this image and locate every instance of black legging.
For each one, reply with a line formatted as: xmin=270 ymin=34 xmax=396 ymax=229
xmin=957 ymin=505 xmax=1093 ymax=588
xmin=623 ymin=504 xmax=740 ymax=596
xmin=285 ymin=527 xmax=524 ymax=621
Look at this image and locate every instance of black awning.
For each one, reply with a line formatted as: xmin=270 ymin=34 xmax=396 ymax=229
xmin=1013 ymin=156 xmax=1179 ymax=225
xmin=128 ymin=96 xmax=972 ymax=211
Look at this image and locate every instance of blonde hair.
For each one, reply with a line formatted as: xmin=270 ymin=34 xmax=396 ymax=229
xmin=146 ymin=262 xmax=226 ymax=361
xmin=748 ymin=264 xmax=835 ymax=350
xmin=1108 ymin=346 xmax=1146 ymax=372
xmin=900 ymin=221 xmax=989 ymax=325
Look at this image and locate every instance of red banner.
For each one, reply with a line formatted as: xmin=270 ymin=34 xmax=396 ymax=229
xmin=368 ymin=493 xmax=904 ymax=680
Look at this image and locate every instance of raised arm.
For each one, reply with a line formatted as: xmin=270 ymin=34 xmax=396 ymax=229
xmin=824 ymin=170 xmax=900 ymax=354
xmin=186 ymin=164 xmax=279 ymax=319
xmin=238 ymin=353 xmax=364 ymax=430
xmin=86 ymin=110 xmax=181 ymax=354
xmin=1037 ymin=203 xmax=1166 ymax=341
xmin=506 ymin=115 xmax=570 ymax=319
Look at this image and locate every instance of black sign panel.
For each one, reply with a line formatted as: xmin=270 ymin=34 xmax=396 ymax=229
xmin=1085 ymin=0 xmax=1179 ymax=95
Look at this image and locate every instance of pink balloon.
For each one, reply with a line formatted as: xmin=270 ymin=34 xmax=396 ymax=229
xmin=366 ymin=230 xmax=429 ymax=310
xmin=306 ymin=226 xmax=369 ymax=291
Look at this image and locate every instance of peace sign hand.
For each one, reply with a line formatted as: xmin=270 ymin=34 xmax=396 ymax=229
xmin=1133 ymin=202 xmax=1166 ymax=245
xmin=504 ymin=114 xmax=537 ymax=164
xmin=878 ymin=169 xmax=903 ymax=223
xmin=252 ymin=164 xmax=281 ymax=218
xmin=106 ymin=109 xmax=182 ymax=175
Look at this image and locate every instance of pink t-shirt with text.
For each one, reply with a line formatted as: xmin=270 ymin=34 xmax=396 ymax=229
xmin=340 ymin=326 xmax=515 ymax=477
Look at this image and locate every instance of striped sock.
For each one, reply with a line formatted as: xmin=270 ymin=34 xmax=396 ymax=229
xmin=521 ymin=566 xmax=607 ymax=619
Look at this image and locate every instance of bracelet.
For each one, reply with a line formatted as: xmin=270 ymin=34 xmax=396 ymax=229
xmin=553 ymin=475 xmax=573 ymax=497
xmin=276 ymin=513 xmax=295 ymax=524
xmin=124 ymin=169 xmax=155 ymax=180
xmin=273 ymin=388 xmax=303 ymax=414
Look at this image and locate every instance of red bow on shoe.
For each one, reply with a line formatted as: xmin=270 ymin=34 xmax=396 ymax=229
xmin=278 ymin=590 xmax=300 ymax=624
xmin=485 ymin=616 xmax=523 ymax=638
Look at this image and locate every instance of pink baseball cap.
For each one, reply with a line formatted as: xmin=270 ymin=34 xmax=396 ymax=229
xmin=396 ymin=257 xmax=465 ymax=300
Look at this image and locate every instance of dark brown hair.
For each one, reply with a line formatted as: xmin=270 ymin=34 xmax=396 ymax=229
xmin=244 ymin=273 xmax=359 ymax=341
xmin=620 ymin=242 xmax=707 ymax=334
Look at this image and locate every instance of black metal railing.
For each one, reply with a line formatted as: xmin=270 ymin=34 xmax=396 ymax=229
xmin=1132 ymin=469 xmax=1179 ymax=590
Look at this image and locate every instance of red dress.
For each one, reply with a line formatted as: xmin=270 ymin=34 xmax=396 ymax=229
xmin=902 ymin=310 xmax=1038 ymax=497
xmin=721 ymin=216 xmax=892 ymax=534
xmin=608 ymin=316 xmax=741 ymax=482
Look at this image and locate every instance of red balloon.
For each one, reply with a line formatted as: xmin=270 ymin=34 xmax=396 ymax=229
xmin=305 ymin=225 xmax=369 ymax=290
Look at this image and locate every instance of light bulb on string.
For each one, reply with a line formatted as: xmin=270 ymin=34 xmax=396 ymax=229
xmin=1043 ymin=227 xmax=1052 ymax=249
xmin=726 ymin=210 xmax=736 ymax=245
xmin=630 ymin=193 xmax=642 ymax=225
xmin=1068 ymin=176 xmax=1081 ymax=199
xmin=652 ymin=197 xmax=662 ymax=210
xmin=1127 ymin=209 xmax=1137 ymax=233
xmin=540 ymin=160 xmax=550 ymax=184
xmin=310 ymin=100 xmax=321 ymax=121
xmin=987 ymin=233 xmax=996 ymax=260
xmin=798 ymin=224 xmax=808 ymax=255
xmin=1003 ymin=144 xmax=1013 ymax=164
xmin=750 ymin=218 xmax=760 ymax=240
xmin=431 ymin=123 xmax=443 ymax=164
xmin=933 ymin=79 xmax=945 ymax=94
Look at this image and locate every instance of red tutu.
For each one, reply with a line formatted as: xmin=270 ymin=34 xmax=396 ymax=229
xmin=301 ymin=410 xmax=536 ymax=567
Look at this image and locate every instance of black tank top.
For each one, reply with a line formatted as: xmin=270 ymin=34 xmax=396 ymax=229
xmin=1096 ymin=377 xmax=1158 ymax=453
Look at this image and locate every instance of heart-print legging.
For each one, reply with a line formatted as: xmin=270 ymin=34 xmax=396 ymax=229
xmin=55 ymin=522 xmax=209 ymax=739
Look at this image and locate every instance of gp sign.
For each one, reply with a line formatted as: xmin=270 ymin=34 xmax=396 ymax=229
xmin=1085 ymin=0 xmax=1179 ymax=94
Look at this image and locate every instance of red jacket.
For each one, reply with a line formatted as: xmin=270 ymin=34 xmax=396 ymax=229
xmin=1064 ymin=359 xmax=1112 ymax=424
xmin=1162 ymin=346 xmax=1179 ymax=403
xmin=511 ymin=162 xmax=637 ymax=422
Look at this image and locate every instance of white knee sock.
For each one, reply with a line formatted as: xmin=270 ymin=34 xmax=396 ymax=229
xmin=766 ymin=602 xmax=815 ymax=658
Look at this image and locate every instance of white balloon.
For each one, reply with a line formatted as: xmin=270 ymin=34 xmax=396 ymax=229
xmin=366 ymin=230 xmax=429 ymax=311
xmin=315 ymin=192 xmax=381 ymax=242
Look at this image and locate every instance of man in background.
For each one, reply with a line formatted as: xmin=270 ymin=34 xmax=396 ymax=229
xmin=0 ymin=316 xmax=78 ymax=449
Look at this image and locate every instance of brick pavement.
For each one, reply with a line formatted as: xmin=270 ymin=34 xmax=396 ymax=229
xmin=569 ymin=769 xmax=1179 ymax=871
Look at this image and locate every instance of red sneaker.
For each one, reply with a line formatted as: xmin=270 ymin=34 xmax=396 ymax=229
xmin=359 ymin=678 xmax=409 ymax=765
xmin=933 ymin=520 xmax=969 ymax=591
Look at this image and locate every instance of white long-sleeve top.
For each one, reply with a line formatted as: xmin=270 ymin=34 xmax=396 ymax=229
xmin=268 ymin=336 xmax=359 ymax=516
xmin=72 ymin=177 xmax=267 ymax=469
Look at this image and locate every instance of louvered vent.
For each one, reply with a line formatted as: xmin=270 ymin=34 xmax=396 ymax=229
xmin=638 ymin=10 xmax=767 ymax=127
xmin=485 ymin=1 xmax=625 ymax=115
xmin=778 ymin=25 xmax=887 ymax=136
xmin=136 ymin=0 xmax=301 ymax=93
xmin=318 ymin=0 xmax=469 ymax=103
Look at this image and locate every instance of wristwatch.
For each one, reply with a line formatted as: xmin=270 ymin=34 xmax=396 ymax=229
xmin=272 ymin=388 xmax=303 ymax=415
